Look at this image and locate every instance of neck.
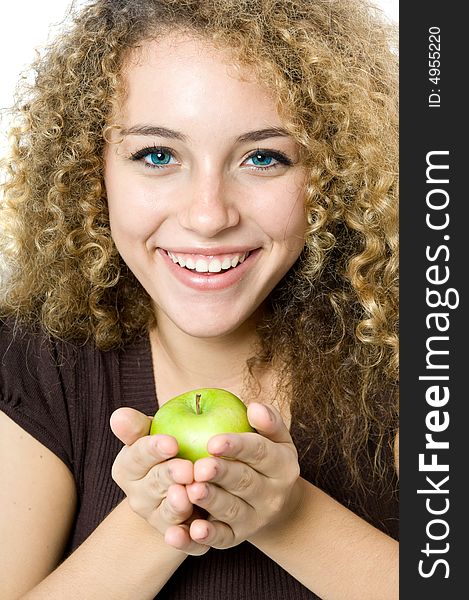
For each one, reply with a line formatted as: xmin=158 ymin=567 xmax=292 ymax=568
xmin=150 ymin=308 xmax=264 ymax=402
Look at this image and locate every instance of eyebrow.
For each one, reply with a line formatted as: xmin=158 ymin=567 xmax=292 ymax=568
xmin=119 ymin=125 xmax=290 ymax=144
xmin=119 ymin=125 xmax=188 ymax=141
xmin=236 ymin=127 xmax=290 ymax=143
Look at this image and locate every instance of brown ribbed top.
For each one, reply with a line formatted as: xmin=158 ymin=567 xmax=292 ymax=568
xmin=0 ymin=319 xmax=398 ymax=599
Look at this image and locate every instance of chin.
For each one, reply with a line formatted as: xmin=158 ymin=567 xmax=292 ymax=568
xmin=172 ymin=318 xmax=244 ymax=339
xmin=159 ymin=302 xmax=260 ymax=339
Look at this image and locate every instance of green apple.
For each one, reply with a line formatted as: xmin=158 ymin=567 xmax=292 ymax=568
xmin=150 ymin=388 xmax=255 ymax=462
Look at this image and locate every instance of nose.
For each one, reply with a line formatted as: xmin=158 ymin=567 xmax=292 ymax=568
xmin=178 ymin=168 xmax=240 ymax=237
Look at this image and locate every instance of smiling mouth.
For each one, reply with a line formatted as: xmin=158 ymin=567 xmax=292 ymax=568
xmin=165 ymin=250 xmax=251 ymax=273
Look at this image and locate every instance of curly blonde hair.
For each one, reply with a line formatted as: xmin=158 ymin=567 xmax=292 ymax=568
xmin=1 ymin=0 xmax=398 ymax=501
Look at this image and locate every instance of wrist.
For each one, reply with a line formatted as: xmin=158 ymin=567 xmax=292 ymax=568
xmin=248 ymin=476 xmax=305 ymax=548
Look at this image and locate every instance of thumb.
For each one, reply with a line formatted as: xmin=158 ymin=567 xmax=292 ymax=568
xmin=110 ymin=407 xmax=153 ymax=446
xmin=247 ymin=402 xmax=291 ymax=444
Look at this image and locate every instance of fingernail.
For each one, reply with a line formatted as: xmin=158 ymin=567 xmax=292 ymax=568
xmin=157 ymin=438 xmax=174 ymax=457
xmin=264 ymin=406 xmax=275 ymax=422
xmin=211 ymin=441 xmax=229 ymax=456
xmin=149 ymin=437 xmax=161 ymax=455
xmin=197 ymin=526 xmax=209 ymax=540
xmin=197 ymin=484 xmax=208 ymax=500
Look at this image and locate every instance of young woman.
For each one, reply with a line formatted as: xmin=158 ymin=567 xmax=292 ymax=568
xmin=0 ymin=1 xmax=399 ymax=598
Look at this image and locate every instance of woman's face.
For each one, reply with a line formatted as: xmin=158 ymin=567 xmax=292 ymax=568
xmin=104 ymin=34 xmax=307 ymax=338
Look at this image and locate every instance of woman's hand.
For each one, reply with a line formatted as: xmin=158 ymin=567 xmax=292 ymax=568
xmin=110 ymin=407 xmax=209 ymax=555
xmin=171 ymin=403 xmax=301 ymax=550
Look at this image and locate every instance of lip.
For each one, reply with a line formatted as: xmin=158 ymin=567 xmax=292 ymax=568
xmin=162 ymin=246 xmax=254 ymax=256
xmin=157 ymin=247 xmax=261 ymax=291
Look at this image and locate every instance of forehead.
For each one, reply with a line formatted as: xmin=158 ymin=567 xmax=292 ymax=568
xmin=125 ymin=32 xmax=250 ymax=81
xmin=117 ymin=33 xmax=281 ymax=127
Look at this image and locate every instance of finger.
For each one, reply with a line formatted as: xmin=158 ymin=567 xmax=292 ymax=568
xmin=167 ymin=483 xmax=193 ymax=514
xmin=206 ymin=431 xmax=293 ymax=478
xmin=193 ymin=457 xmax=262 ymax=502
xmin=129 ymin=463 xmax=193 ymax=521
xmin=164 ymin=524 xmax=210 ymax=556
xmin=112 ymin=434 xmax=179 ymax=484
xmin=186 ymin=482 xmax=249 ymax=526
xmin=189 ymin=518 xmax=235 ymax=549
xmin=126 ymin=458 xmax=193 ymax=518
xmin=145 ymin=458 xmax=194 ymax=494
xmin=110 ymin=407 xmax=153 ymax=446
xmin=246 ymin=403 xmax=292 ymax=443
xmin=151 ymin=484 xmax=193 ymax=526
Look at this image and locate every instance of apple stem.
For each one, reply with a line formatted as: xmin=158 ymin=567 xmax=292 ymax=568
xmin=195 ymin=393 xmax=202 ymax=415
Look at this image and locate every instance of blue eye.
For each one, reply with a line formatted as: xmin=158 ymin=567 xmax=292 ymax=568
xmin=146 ymin=150 xmax=172 ymax=166
xmin=244 ymin=150 xmax=292 ymax=170
xmin=250 ymin=152 xmax=274 ymax=167
xmin=130 ymin=146 xmax=177 ymax=169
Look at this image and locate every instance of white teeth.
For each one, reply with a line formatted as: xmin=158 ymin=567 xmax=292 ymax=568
xmin=208 ymin=258 xmax=222 ymax=272
xmin=195 ymin=259 xmax=209 ymax=273
xmin=167 ymin=251 xmax=250 ymax=272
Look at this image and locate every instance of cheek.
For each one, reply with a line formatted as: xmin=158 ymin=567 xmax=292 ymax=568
xmin=267 ymin=186 xmax=307 ymax=249
xmin=105 ymin=169 xmax=162 ymax=244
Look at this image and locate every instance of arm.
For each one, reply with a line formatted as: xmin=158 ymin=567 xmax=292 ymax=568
xmin=250 ymin=429 xmax=400 ymax=599
xmin=249 ymin=477 xmax=398 ymax=600
xmin=22 ymin=499 xmax=188 ymax=600
xmin=0 ymin=411 xmax=77 ymax=598
xmin=0 ymin=411 xmax=189 ymax=599
xmin=172 ymin=403 xmax=398 ymax=600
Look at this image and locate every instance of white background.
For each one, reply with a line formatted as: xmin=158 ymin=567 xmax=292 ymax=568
xmin=0 ymin=0 xmax=398 ymax=157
